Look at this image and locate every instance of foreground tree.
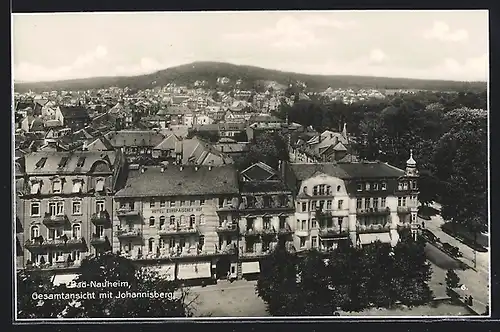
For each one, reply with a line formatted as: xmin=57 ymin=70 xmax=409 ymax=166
xmin=64 ymin=253 xmax=192 ymax=318
xmin=445 ymin=269 xmax=460 ymax=289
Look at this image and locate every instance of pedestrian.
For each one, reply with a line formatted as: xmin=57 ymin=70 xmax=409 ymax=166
xmin=422 ymin=221 xmax=425 ymax=229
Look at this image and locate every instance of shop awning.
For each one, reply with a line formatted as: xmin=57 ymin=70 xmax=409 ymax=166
xmin=52 ymin=273 xmax=79 ymax=287
xmin=358 ymin=232 xmax=391 ymax=245
xmin=177 ymin=262 xmax=211 ymax=280
xmin=241 ymin=261 xmax=260 ymax=274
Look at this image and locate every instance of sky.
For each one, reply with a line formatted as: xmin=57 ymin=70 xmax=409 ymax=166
xmin=12 ymin=10 xmax=489 ymax=83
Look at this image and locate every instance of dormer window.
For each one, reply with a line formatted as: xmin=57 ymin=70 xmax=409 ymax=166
xmin=72 ymin=180 xmax=83 ymax=193
xmin=313 ymin=186 xmax=318 ymax=196
xmin=381 ymin=182 xmax=387 ymax=190
xmin=356 ymin=183 xmax=363 ymax=192
xmin=411 ymin=181 xmax=418 ymax=190
xmin=95 ymin=179 xmax=104 ymax=192
xmin=373 ymin=183 xmax=379 ymax=191
xmin=52 ymin=180 xmax=62 ymax=194
xmin=403 ymin=182 xmax=409 ymax=190
xmin=35 ymin=157 xmax=47 ymax=169
xmin=398 ymin=182 xmax=404 ymax=191
xmin=303 ymin=186 xmax=308 ymax=195
xmin=30 ymin=181 xmax=41 ymax=195
xmin=365 ymin=183 xmax=371 ymax=191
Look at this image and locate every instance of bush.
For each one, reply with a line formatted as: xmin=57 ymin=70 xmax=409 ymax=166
xmin=445 ymin=269 xmax=460 ymax=289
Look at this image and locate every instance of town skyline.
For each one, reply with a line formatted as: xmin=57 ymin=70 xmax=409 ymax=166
xmin=13 ymin=10 xmax=488 ymax=83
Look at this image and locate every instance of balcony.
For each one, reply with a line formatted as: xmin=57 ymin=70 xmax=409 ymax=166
xmin=24 ymin=236 xmax=87 ymax=251
xmin=42 ymin=213 xmax=69 ymax=227
xmin=261 ymin=227 xmax=277 ymax=237
xmin=26 ymin=260 xmax=82 ymax=271
xmin=116 ymin=207 xmax=141 ymax=218
xmin=295 ymin=229 xmax=309 ymax=237
xmin=318 ymin=228 xmax=348 ymax=239
xmin=356 ymin=207 xmax=391 ymax=216
xmin=91 ymin=210 xmax=111 ymax=226
xmin=397 ymin=206 xmax=411 ymax=214
xmin=216 ymin=204 xmax=239 ymax=212
xmin=356 ymin=224 xmax=391 ymax=234
xmin=90 ymin=234 xmax=111 ymax=248
xmin=278 ymin=224 xmax=294 ymax=235
xmin=242 ymin=228 xmax=261 ymax=236
xmin=216 ymin=223 xmax=238 ymax=233
xmin=116 ymin=228 xmax=142 ymax=239
xmin=158 ymin=225 xmax=198 ymax=236
xmin=241 ymin=250 xmax=272 ymax=258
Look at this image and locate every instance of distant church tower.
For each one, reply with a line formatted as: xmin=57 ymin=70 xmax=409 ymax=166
xmin=405 ymin=149 xmax=418 ymax=177
xmin=405 ymin=149 xmax=419 ymax=240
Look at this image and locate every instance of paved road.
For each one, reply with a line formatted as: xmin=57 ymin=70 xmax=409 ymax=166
xmin=421 ymin=215 xmax=489 ymax=307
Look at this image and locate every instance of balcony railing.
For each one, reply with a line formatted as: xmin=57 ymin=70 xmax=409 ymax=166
xmin=91 ymin=210 xmax=111 ymax=225
xmin=278 ymin=224 xmax=294 ymax=235
xmin=239 ymin=204 xmax=294 ymax=212
xmin=261 ymin=227 xmax=276 ymax=236
xmin=26 ymin=260 xmax=82 ymax=271
xmin=241 ymin=250 xmax=272 ymax=257
xmin=90 ymin=234 xmax=111 ymax=247
xmin=356 ymin=224 xmax=391 ymax=234
xmin=216 ymin=223 xmax=238 ymax=233
xmin=242 ymin=228 xmax=261 ymax=236
xmin=116 ymin=207 xmax=141 ymax=217
xmin=116 ymin=228 xmax=142 ymax=239
xmin=295 ymin=229 xmax=310 ymax=237
xmin=42 ymin=213 xmax=69 ymax=227
xmin=356 ymin=207 xmax=391 ymax=216
xmin=24 ymin=236 xmax=86 ymax=250
xmin=216 ymin=204 xmax=239 ymax=212
xmin=158 ymin=225 xmax=198 ymax=236
xmin=318 ymin=228 xmax=348 ymax=238
xmin=397 ymin=206 xmax=412 ymax=214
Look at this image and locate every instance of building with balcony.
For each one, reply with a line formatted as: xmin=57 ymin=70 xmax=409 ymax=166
xmin=17 ymin=150 xmax=125 ymax=271
xmin=237 ymin=162 xmax=295 ymax=278
xmin=286 ymin=150 xmax=419 ymax=250
xmin=113 ymin=164 xmax=240 ymax=282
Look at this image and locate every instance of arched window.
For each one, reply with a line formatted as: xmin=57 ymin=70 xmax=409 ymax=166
xmin=337 ymin=185 xmax=341 ymax=192
xmin=313 ymin=186 xmax=318 ymax=196
xmin=326 ymin=185 xmax=331 ymax=195
xmin=149 ymin=216 xmax=155 ymax=227
xmin=180 ymin=215 xmax=186 ymax=225
xmin=30 ymin=226 xmax=39 ymax=240
xmin=303 ymin=186 xmax=308 ymax=194
xmin=72 ymin=224 xmax=81 ymax=239
xmin=148 ymin=238 xmax=155 ymax=252
xmin=199 ymin=214 xmax=205 ymax=225
xmin=169 ymin=215 xmax=176 ymax=225
xmin=159 ymin=216 xmax=165 ymax=228
xmin=189 ymin=215 xmax=196 ymax=227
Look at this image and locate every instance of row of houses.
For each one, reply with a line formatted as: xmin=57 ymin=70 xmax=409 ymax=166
xmin=15 ymin=149 xmax=420 ymax=284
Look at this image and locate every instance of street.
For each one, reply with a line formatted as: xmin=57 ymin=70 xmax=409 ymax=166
xmin=420 ymin=213 xmax=489 ymax=309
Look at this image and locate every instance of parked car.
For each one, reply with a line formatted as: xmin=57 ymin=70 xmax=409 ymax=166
xmin=421 ymin=229 xmax=440 ymax=243
xmin=442 ymin=243 xmax=462 ymax=257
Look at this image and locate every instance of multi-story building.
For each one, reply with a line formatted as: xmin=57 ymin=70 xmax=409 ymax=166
xmin=237 ymin=162 xmax=295 ymax=279
xmin=112 ymin=164 xmax=240 ymax=283
xmin=286 ymin=151 xmax=419 ymax=251
xmin=18 ymin=150 xmax=125 ymax=272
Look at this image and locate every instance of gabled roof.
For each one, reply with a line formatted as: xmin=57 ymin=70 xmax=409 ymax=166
xmin=115 ymin=165 xmax=239 ymax=197
xmin=154 ymin=134 xmax=181 ymax=151
xmin=24 ymin=151 xmax=117 ymax=175
xmin=104 ymin=130 xmax=165 ymax=148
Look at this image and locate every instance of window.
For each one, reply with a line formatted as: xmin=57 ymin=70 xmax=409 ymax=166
xmin=398 ymin=197 xmax=402 ymax=207
xmin=200 ymin=199 xmax=205 ymax=206
xmin=356 ymin=198 xmax=362 ymax=209
xmin=301 ymin=202 xmax=307 ymax=212
xmin=170 ymin=201 xmax=176 ymax=207
xmin=402 ymin=197 xmax=407 ymax=206
xmin=31 ymin=202 xmax=40 ymax=217
xmin=56 ymin=201 xmax=64 ymax=215
xmin=96 ymin=225 xmax=104 ymax=237
xmin=96 ymin=201 xmax=105 ymax=212
xmin=180 ymin=215 xmax=186 ymax=225
xmin=180 ymin=201 xmax=185 ymax=207
xmin=150 ymin=200 xmax=156 ymax=208
xmin=312 ymin=218 xmax=317 ymax=228
xmin=53 ymin=251 xmax=64 ymax=262
xmin=72 ymin=181 xmax=83 ymax=193
xmin=381 ymin=182 xmax=387 ymax=190
xmin=357 ymin=183 xmax=363 ymax=191
xmin=189 ymin=215 xmax=196 ymax=226
xmin=326 ymin=185 xmax=331 ymax=195
xmin=312 ymin=236 xmax=318 ymax=248
xmin=149 ymin=216 xmax=155 ymax=227
xmin=381 ymin=197 xmax=386 ymax=208
xmin=303 ymin=186 xmax=308 ymax=195
xmin=159 ymin=238 xmax=165 ymax=249
xmin=169 ymin=216 xmax=176 ymax=225
xmin=200 ymin=214 xmax=205 ymax=224
xmin=169 ymin=238 xmax=176 ymax=249
xmin=365 ymin=183 xmax=371 ymax=191
xmin=311 ymin=201 xmax=317 ymax=210
xmin=72 ymin=201 xmax=82 ymax=215
xmin=319 ymin=184 xmax=326 ymax=195
xmin=338 ymin=200 xmax=344 ymax=210
xmin=72 ymin=224 xmax=81 ymax=239
xmin=313 ymin=186 xmax=318 ymax=196
xmin=47 ymin=228 xmax=63 ymax=240
xmin=373 ymin=198 xmax=379 ymax=209
xmin=319 ymin=200 xmax=325 ymax=210
xmin=403 ymin=182 xmax=409 ymax=190
xmin=95 ymin=179 xmax=105 ymax=192
xmin=364 ymin=198 xmax=370 ymax=209
xmin=373 ymin=183 xmax=379 ymax=191
xmin=412 ymin=181 xmax=418 ymax=190
xmin=30 ymin=182 xmax=41 ymax=195
xmin=52 ymin=180 xmax=62 ymax=194
xmin=48 ymin=202 xmax=56 ymax=215
xmin=159 ymin=216 xmax=165 ymax=228
xmin=326 ymin=200 xmax=332 ymax=210
xmin=160 ymin=200 xmax=166 ymax=208
xmin=301 ymin=220 xmax=306 ymax=230
xmin=30 ymin=226 xmax=39 ymax=239
xmin=337 ymin=185 xmax=341 ymax=192
xmin=148 ymin=238 xmax=155 ymax=252
xmin=300 ymin=237 xmax=306 ymax=248
xmin=190 ymin=200 xmax=195 ymax=206
xmin=179 ymin=237 xmax=185 ymax=249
